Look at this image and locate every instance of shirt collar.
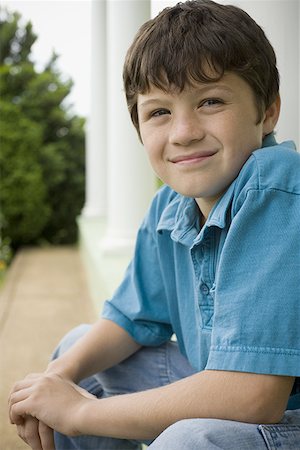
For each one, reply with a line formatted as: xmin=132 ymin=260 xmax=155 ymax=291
xmin=157 ymin=184 xmax=235 ymax=247
xmin=157 ymin=195 xmax=200 ymax=245
xmin=156 ymin=133 xmax=278 ymax=246
xmin=262 ymin=132 xmax=277 ymax=148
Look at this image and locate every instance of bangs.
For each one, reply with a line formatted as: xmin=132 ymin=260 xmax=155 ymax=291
xmin=125 ymin=14 xmax=231 ymax=96
xmin=123 ymin=0 xmax=279 ymax=137
xmin=139 ymin=54 xmax=223 ymax=95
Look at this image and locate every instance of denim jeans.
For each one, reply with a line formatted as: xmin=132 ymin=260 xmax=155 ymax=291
xmin=53 ymin=324 xmax=300 ymax=450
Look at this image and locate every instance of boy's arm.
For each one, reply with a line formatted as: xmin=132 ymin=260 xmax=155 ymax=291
xmin=76 ymin=369 xmax=294 ymax=440
xmin=10 ymin=363 xmax=294 ymax=440
xmin=46 ymin=318 xmax=141 ymax=382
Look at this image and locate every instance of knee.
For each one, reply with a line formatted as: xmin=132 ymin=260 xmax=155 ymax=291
xmin=149 ymin=420 xmax=202 ymax=450
xmin=150 ymin=418 xmax=261 ymax=450
xmin=52 ymin=324 xmax=91 ymax=360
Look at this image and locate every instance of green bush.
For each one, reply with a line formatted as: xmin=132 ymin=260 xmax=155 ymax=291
xmin=0 ymin=100 xmax=50 ymax=245
xmin=0 ymin=8 xmax=85 ymax=248
xmin=38 ymin=115 xmax=86 ymax=245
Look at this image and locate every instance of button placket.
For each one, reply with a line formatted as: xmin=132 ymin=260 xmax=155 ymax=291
xmin=200 ymin=283 xmax=210 ymax=295
xmin=194 ymin=239 xmax=215 ymax=330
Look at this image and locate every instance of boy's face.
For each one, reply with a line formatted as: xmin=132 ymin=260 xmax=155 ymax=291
xmin=137 ymin=72 xmax=275 ymax=219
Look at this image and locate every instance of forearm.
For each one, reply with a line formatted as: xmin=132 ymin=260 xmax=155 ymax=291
xmin=9 ymin=368 xmax=293 ymax=439
xmin=47 ymin=318 xmax=141 ymax=382
xmin=77 ymin=370 xmax=294 ymax=440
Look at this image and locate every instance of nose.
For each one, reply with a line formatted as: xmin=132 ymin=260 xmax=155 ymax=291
xmin=169 ymin=112 xmax=204 ymax=146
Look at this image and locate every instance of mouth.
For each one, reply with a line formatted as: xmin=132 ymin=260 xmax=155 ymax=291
xmin=170 ymin=151 xmax=217 ymax=165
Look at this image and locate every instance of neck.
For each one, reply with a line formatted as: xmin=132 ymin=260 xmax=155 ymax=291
xmin=195 ymin=195 xmax=221 ymax=225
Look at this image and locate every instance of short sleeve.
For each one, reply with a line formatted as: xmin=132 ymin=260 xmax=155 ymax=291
xmin=102 ymin=207 xmax=173 ymax=346
xmin=206 ymin=187 xmax=300 ymax=376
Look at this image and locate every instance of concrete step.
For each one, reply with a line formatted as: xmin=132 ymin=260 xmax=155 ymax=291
xmin=0 ymin=246 xmax=96 ymax=449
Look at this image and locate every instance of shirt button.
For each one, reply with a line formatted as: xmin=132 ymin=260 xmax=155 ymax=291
xmin=200 ymin=283 xmax=209 ymax=295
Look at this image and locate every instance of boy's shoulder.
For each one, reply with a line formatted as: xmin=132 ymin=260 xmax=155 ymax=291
xmin=236 ymin=139 xmax=300 ymax=198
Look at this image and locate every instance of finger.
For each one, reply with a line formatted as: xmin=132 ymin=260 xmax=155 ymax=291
xmin=17 ymin=422 xmax=28 ymax=444
xmin=9 ymin=381 xmax=35 ymax=418
xmin=39 ymin=422 xmax=55 ymax=450
xmin=11 ymin=398 xmax=34 ymax=425
xmin=19 ymin=416 xmax=42 ymax=450
xmin=10 ymin=412 xmax=25 ymax=426
xmin=9 ymin=401 xmax=25 ymax=425
xmin=16 ymin=421 xmax=39 ymax=447
xmin=9 ymin=381 xmax=26 ymax=409
xmin=10 ymin=376 xmax=39 ymax=396
xmin=9 ymin=387 xmax=32 ymax=424
xmin=8 ymin=375 xmax=43 ymax=425
xmin=9 ymin=373 xmax=41 ymax=394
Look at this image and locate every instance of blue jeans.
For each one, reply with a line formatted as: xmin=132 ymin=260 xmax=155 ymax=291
xmin=53 ymin=325 xmax=300 ymax=449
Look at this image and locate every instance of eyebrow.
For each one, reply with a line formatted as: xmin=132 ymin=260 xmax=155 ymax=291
xmin=138 ymin=83 xmax=235 ymax=109
xmin=138 ymin=98 xmax=166 ymax=109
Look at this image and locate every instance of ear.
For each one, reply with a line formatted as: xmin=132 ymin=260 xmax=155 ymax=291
xmin=262 ymin=95 xmax=281 ymax=137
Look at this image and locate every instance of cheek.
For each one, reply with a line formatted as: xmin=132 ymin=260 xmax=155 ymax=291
xmin=142 ymin=129 xmax=164 ymax=158
xmin=144 ymin=140 xmax=158 ymax=161
xmin=225 ymin=117 xmax=263 ymax=157
xmin=143 ymin=139 xmax=163 ymax=175
xmin=241 ymin=126 xmax=264 ymax=155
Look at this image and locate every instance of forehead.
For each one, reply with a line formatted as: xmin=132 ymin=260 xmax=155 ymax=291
xmin=137 ymin=72 xmax=255 ymax=106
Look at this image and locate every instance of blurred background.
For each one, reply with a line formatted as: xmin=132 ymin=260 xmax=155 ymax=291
xmin=0 ymin=0 xmax=91 ymax=282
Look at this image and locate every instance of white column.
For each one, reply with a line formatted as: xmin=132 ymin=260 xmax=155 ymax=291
xmin=82 ymin=0 xmax=107 ymax=218
xmin=102 ymin=0 xmax=155 ymax=253
xmin=213 ymin=0 xmax=300 ymax=148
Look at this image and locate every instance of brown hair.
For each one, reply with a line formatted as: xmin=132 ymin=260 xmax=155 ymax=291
xmin=123 ymin=0 xmax=279 ymax=137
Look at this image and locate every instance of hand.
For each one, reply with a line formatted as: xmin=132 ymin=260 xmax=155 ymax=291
xmin=16 ymin=416 xmax=55 ymax=450
xmin=9 ymin=373 xmax=96 ymax=436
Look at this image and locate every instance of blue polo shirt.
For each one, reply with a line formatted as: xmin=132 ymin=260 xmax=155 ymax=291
xmin=102 ymin=134 xmax=300 ymax=408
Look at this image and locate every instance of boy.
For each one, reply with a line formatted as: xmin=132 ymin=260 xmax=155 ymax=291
xmin=9 ymin=1 xmax=300 ymax=449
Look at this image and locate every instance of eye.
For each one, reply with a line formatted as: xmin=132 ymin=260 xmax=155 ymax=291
xmin=200 ymin=98 xmax=224 ymax=107
xmin=151 ymin=108 xmax=170 ymax=117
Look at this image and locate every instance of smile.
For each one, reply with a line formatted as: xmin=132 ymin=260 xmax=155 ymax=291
xmin=170 ymin=151 xmax=217 ymax=165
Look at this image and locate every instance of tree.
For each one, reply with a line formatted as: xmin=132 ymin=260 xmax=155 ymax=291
xmin=0 ymin=100 xmax=50 ymax=244
xmin=0 ymin=7 xmax=85 ymax=248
